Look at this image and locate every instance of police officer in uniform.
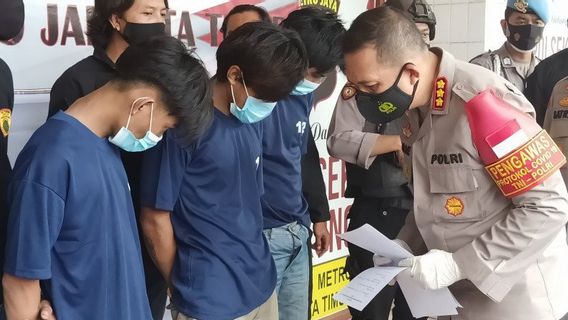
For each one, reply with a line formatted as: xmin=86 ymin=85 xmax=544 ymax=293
xmin=525 ymin=48 xmax=568 ymax=126
xmin=470 ymin=0 xmax=550 ymax=92
xmin=343 ymin=7 xmax=568 ymax=320
xmin=542 ymin=76 xmax=568 ymax=184
xmin=327 ymin=1 xmax=435 ymax=319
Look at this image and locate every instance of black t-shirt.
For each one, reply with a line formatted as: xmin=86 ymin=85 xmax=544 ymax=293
xmin=0 ymin=57 xmax=14 ymax=305
xmin=48 ymin=49 xmax=116 ymax=117
xmin=525 ymin=49 xmax=568 ymax=126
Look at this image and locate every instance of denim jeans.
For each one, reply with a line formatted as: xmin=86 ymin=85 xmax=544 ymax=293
xmin=264 ymin=222 xmax=310 ymax=320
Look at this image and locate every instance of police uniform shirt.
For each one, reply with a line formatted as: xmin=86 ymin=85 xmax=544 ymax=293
xmin=525 ymin=48 xmax=568 ymax=126
xmin=4 ymin=112 xmax=152 ymax=320
xmin=261 ymin=93 xmax=312 ymax=229
xmin=542 ymin=75 xmax=568 ymax=184
xmin=399 ymin=48 xmax=568 ymax=320
xmin=141 ymin=108 xmax=276 ymax=319
xmin=48 ymin=49 xmax=115 ymax=117
xmin=0 ymin=57 xmax=14 ymax=306
xmin=470 ymin=43 xmax=539 ymax=93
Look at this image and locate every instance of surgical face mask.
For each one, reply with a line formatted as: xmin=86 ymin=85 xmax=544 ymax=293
xmin=230 ymin=76 xmax=277 ymax=124
xmin=121 ymin=22 xmax=165 ymax=45
xmin=109 ymin=97 xmax=163 ymax=152
xmin=291 ymin=78 xmax=325 ymax=96
xmin=355 ymin=64 xmax=418 ymax=124
xmin=506 ymin=23 xmax=544 ymax=52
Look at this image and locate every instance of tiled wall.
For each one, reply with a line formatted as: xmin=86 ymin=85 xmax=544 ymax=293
xmin=429 ymin=0 xmax=496 ymax=61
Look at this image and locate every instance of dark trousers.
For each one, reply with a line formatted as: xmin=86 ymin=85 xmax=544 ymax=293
xmin=345 ymin=197 xmax=423 ymax=320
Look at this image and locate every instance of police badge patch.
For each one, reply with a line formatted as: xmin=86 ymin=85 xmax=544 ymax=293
xmin=0 ymin=108 xmax=11 ymax=137
xmin=514 ymin=0 xmax=528 ymax=13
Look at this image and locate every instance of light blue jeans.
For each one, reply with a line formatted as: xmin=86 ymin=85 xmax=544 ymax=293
xmin=263 ymin=222 xmax=310 ymax=320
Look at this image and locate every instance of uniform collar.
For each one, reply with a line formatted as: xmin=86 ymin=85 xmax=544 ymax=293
xmin=429 ymin=47 xmax=456 ymax=116
xmin=93 ymin=48 xmax=116 ymax=70
xmin=496 ymin=43 xmax=538 ymax=71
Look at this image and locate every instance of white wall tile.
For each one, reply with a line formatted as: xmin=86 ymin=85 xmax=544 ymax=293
xmin=450 ymin=3 xmax=469 ymax=43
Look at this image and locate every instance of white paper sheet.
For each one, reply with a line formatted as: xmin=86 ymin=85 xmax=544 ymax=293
xmin=339 ymin=224 xmax=412 ymax=264
xmin=397 ymin=269 xmax=461 ymax=317
xmin=333 ymin=266 xmax=405 ymax=311
xmin=335 ymin=224 xmax=462 ymax=317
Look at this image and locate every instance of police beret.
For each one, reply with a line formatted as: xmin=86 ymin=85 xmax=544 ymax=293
xmin=506 ymin=0 xmax=551 ymax=24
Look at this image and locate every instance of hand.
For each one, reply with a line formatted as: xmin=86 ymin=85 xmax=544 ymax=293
xmin=398 ymin=249 xmax=464 ymax=290
xmin=39 ymin=300 xmax=56 ymax=320
xmin=312 ymin=222 xmax=331 ymax=257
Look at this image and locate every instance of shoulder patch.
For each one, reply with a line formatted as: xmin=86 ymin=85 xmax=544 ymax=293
xmin=341 ymin=83 xmax=357 ymax=100
xmin=0 ymin=108 xmax=11 ymax=138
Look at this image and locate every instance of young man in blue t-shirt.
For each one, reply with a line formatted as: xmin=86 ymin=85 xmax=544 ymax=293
xmin=140 ymin=22 xmax=308 ymax=320
xmin=2 ymin=36 xmax=212 ymax=320
xmin=260 ymin=8 xmax=345 ymax=319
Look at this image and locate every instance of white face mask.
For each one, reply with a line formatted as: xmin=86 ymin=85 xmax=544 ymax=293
xmin=108 ymin=97 xmax=163 ymax=152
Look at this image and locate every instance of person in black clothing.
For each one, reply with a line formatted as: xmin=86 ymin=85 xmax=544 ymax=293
xmin=1 ymin=1 xmax=55 ymax=319
xmin=48 ymin=0 xmax=170 ymax=319
xmin=524 ymin=48 xmax=568 ymax=126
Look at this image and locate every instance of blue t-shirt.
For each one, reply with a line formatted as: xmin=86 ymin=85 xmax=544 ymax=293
xmin=261 ymin=93 xmax=313 ymax=229
xmin=141 ymin=108 xmax=276 ymax=319
xmin=4 ymin=112 xmax=151 ymax=319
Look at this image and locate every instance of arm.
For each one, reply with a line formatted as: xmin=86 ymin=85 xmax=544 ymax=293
xmin=327 ymin=96 xmax=400 ymax=169
xmin=302 ymin=129 xmax=329 ymax=223
xmin=396 ymin=210 xmax=427 ymax=256
xmin=2 ymin=274 xmax=41 ymax=320
xmin=453 ymin=172 xmax=568 ymax=302
xmin=140 ymin=207 xmax=176 ymax=285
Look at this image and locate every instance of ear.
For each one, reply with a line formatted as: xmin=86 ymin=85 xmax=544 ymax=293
xmin=405 ymin=64 xmax=420 ymax=86
xmin=500 ymin=19 xmax=508 ymax=36
xmin=109 ymin=14 xmax=122 ymax=32
xmin=226 ymin=65 xmax=242 ymax=86
xmin=130 ymin=97 xmax=154 ymax=115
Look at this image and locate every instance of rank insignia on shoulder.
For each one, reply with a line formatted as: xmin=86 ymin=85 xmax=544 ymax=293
xmin=433 ymin=77 xmax=448 ymax=111
xmin=342 ymin=83 xmax=357 ymax=100
xmin=0 ymin=108 xmax=11 ymax=138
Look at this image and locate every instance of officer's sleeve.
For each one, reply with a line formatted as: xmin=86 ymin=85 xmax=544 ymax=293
xmin=302 ymin=129 xmax=330 ymax=223
xmin=524 ymin=68 xmax=548 ymax=126
xmin=4 ymin=179 xmax=65 ymax=279
xmin=453 ymin=87 xmax=568 ymax=302
xmin=140 ymin=131 xmax=189 ymax=211
xmin=327 ymin=96 xmax=379 ymax=169
xmin=48 ymin=72 xmax=83 ymax=118
xmin=397 ymin=210 xmax=428 ymax=256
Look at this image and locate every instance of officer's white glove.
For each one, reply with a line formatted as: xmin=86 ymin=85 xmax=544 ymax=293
xmin=398 ymin=249 xmax=464 ymax=290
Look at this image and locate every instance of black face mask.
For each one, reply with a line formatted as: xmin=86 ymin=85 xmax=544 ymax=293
xmin=121 ymin=22 xmax=165 ymax=45
xmin=507 ymin=23 xmax=544 ymax=51
xmin=355 ymin=64 xmax=419 ymax=125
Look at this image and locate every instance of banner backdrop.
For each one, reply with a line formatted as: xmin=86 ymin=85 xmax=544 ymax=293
xmin=1 ymin=1 xmax=373 ymax=318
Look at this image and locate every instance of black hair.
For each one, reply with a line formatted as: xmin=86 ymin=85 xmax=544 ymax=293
xmin=219 ymin=4 xmax=271 ymax=38
xmin=215 ymin=22 xmax=308 ymax=102
xmin=280 ymin=7 xmax=345 ymax=75
xmin=115 ymin=36 xmax=212 ymax=143
xmin=343 ymin=7 xmax=427 ymax=66
xmin=87 ymin=0 xmax=168 ymax=50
